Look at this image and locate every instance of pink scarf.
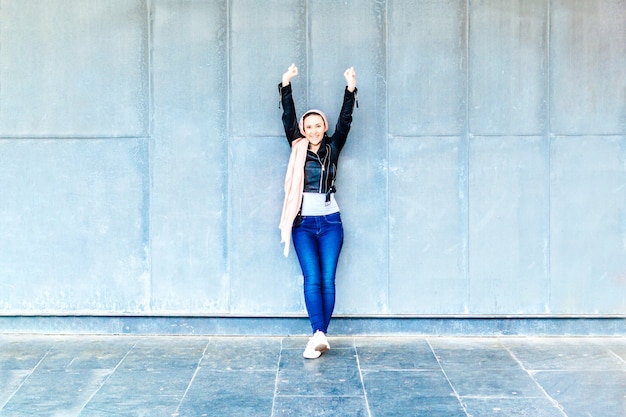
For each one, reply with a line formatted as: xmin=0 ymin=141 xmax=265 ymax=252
xmin=279 ymin=137 xmax=309 ymax=256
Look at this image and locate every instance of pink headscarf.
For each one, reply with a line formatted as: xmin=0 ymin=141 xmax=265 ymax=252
xmin=298 ymin=109 xmax=328 ymax=136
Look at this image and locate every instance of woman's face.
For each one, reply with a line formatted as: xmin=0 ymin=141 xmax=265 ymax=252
xmin=303 ymin=114 xmax=327 ymax=147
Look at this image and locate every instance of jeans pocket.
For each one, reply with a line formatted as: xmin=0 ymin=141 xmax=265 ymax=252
xmin=324 ymin=212 xmax=342 ymax=225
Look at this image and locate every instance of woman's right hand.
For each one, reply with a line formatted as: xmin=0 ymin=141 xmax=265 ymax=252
xmin=282 ymin=63 xmax=298 ymax=87
xmin=344 ymin=66 xmax=356 ymax=92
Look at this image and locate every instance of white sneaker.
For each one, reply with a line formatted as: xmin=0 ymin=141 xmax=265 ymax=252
xmin=303 ymin=337 xmax=322 ymax=359
xmin=312 ymin=330 xmax=330 ymax=353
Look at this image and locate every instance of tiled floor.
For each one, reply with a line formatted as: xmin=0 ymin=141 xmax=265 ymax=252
xmin=0 ymin=335 xmax=625 ymax=416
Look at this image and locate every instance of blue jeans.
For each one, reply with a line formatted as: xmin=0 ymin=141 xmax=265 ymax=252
xmin=292 ymin=212 xmax=344 ymax=334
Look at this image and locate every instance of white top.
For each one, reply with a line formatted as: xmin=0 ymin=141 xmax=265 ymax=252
xmin=301 ymin=192 xmax=340 ymax=216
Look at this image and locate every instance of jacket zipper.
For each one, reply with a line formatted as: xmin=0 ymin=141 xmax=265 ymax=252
xmin=314 ymin=152 xmax=325 ymax=194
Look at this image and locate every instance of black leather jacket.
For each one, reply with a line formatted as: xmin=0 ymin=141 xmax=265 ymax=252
xmin=279 ymin=83 xmax=358 ymax=202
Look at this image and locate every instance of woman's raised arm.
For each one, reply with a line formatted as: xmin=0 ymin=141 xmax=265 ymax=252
xmin=282 ymin=63 xmax=298 ymax=87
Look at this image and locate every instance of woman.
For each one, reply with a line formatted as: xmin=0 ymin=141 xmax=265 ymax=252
xmin=278 ymin=63 xmax=357 ymax=359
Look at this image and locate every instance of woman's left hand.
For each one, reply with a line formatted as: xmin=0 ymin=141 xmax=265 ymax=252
xmin=344 ymin=67 xmax=356 ymax=92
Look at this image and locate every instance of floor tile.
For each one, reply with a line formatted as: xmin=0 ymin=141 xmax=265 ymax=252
xmin=0 ymin=370 xmax=30 ymax=408
xmin=117 ymin=338 xmax=207 ymax=372
xmin=277 ymin=348 xmax=362 ymax=396
xmin=503 ymin=337 xmax=626 ymax=371
xmin=39 ymin=336 xmax=137 ymax=371
xmin=200 ymin=337 xmax=281 ymax=371
xmin=82 ymin=368 xmax=195 ymax=416
xmin=363 ymin=369 xmax=466 ymax=417
xmin=176 ymin=369 xmax=276 ymax=417
xmin=606 ymin=338 xmax=626 ymax=363
xmin=356 ymin=337 xmax=440 ymax=371
xmin=533 ymin=370 xmax=626 ymax=417
xmin=273 ymin=395 xmax=368 ymax=417
xmin=444 ymin=366 xmax=546 ymax=397
xmin=81 ymin=401 xmax=179 ymax=417
xmin=369 ymin=397 xmax=467 ymax=417
xmin=362 ymin=370 xmax=455 ymax=398
xmin=0 ymin=337 xmax=54 ymax=370
xmin=429 ymin=338 xmax=521 ymax=370
xmin=0 ymin=369 xmax=111 ymax=416
xmin=461 ymin=397 xmax=565 ymax=417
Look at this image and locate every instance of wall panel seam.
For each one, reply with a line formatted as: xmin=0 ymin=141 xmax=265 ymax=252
xmin=226 ymin=0 xmax=233 ymax=313
xmin=146 ymin=0 xmax=155 ymax=313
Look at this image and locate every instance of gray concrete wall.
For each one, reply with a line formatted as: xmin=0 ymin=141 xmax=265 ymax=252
xmin=0 ymin=0 xmax=624 ymax=319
